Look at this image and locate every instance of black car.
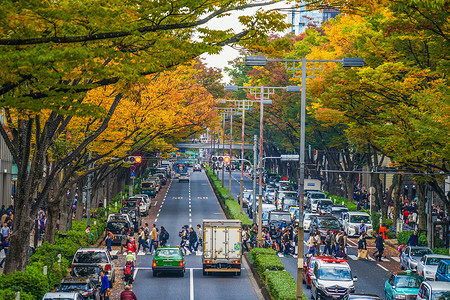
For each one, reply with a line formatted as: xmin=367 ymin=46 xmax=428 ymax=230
xmin=70 ymin=265 xmax=102 ymax=286
xmin=56 ymin=277 xmax=99 ymax=300
xmin=267 ymin=210 xmax=292 ymax=235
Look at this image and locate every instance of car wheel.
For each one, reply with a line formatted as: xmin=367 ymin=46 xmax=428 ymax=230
xmin=180 ymin=271 xmax=185 ymax=277
xmin=153 ymin=271 xmax=158 ymax=277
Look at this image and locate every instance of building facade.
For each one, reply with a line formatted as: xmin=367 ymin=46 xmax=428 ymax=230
xmin=0 ymin=113 xmax=13 ymax=207
xmin=289 ymin=3 xmax=340 ymax=35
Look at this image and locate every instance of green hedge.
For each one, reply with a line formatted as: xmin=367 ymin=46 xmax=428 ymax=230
xmin=432 ymin=248 xmax=450 ymax=255
xmin=0 ymin=263 xmax=50 ymax=299
xmin=255 ymin=254 xmax=285 ymax=278
xmin=397 ymin=231 xmax=427 ymax=246
xmin=249 ymin=248 xmax=277 ymax=262
xmin=264 ymin=270 xmax=297 ymax=300
xmin=205 ymin=167 xmax=252 ymax=226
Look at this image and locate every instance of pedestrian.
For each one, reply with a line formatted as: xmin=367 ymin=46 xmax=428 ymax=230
xmin=282 ymin=229 xmax=291 ymax=256
xmin=0 ymin=236 xmax=9 ymax=268
xmin=100 ymin=270 xmax=110 ymax=300
xmin=105 ymin=230 xmax=114 ymax=252
xmin=126 ymin=250 xmax=135 ymax=267
xmin=274 ymin=227 xmax=282 ymax=253
xmin=120 ymin=285 xmax=137 ymax=300
xmin=323 ymin=230 xmax=333 ymax=255
xmin=358 ymin=220 xmax=366 ymax=235
xmin=137 ymin=228 xmax=146 ymax=252
xmin=357 ymin=233 xmax=368 ymax=260
xmin=120 ymin=227 xmax=128 ymax=254
xmin=307 ymin=232 xmax=317 ymax=256
xmin=406 ymin=231 xmax=419 ymax=246
xmin=149 ymin=224 xmax=158 ymax=254
xmin=196 ymin=224 xmax=203 ymax=249
xmin=126 ymin=239 xmax=137 ymax=263
xmin=337 ymin=232 xmax=346 ymax=258
xmin=1 ymin=222 xmax=10 ymax=242
xmin=159 ymin=226 xmax=169 ymax=247
xmin=123 ymin=260 xmax=134 ymax=290
xmin=314 ymin=230 xmax=321 ymax=255
xmin=242 ymin=226 xmax=249 ymax=252
xmin=189 ymin=227 xmax=198 ymax=253
xmin=378 ymin=223 xmax=388 ymax=240
xmin=374 ymin=232 xmax=384 ymax=261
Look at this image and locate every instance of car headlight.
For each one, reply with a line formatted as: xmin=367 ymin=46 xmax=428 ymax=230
xmin=395 ymin=295 xmax=406 ymax=300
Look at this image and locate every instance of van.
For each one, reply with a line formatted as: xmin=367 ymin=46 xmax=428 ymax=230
xmin=417 ymin=281 xmax=450 ymax=300
xmin=435 ymin=259 xmax=450 ymax=282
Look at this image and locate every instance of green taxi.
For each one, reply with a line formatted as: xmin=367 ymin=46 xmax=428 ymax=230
xmin=152 ymin=247 xmax=185 ymax=277
xmin=384 ymin=271 xmax=423 ymax=300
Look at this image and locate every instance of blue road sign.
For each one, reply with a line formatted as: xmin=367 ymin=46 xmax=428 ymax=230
xmin=130 ymin=165 xmax=136 ymax=171
xmin=130 ymin=171 xmax=136 ymax=177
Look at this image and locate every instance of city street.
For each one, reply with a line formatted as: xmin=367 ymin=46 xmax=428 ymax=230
xmin=117 ymin=170 xmax=262 ymax=300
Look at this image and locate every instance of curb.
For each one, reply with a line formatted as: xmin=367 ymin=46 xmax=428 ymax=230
xmin=243 ymin=253 xmax=272 ymax=300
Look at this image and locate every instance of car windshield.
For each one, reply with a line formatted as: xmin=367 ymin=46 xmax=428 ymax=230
xmin=58 ymin=283 xmax=89 ymax=291
xmin=305 ymin=214 xmax=319 ymax=220
xmin=349 ymin=215 xmax=371 ymax=224
xmin=106 ymin=222 xmax=128 ymax=233
xmin=262 ymin=212 xmax=269 ymax=221
xmin=395 ymin=276 xmax=422 ymax=288
xmin=284 ymin=198 xmax=297 ymax=206
xmin=74 ymin=252 xmax=108 ymax=264
xmin=270 ymin=214 xmax=291 ymax=222
xmin=411 ymin=248 xmax=433 ymax=256
xmin=310 ymin=193 xmax=326 ymax=199
xmin=44 ymin=298 xmax=74 ymax=300
xmin=319 ymin=200 xmax=333 ymax=208
xmin=317 ymin=218 xmax=339 ymax=228
xmin=433 ymin=291 xmax=450 ymax=300
xmin=318 ymin=267 xmax=352 ymax=280
xmin=72 ymin=266 xmax=100 ymax=277
xmin=427 ymin=257 xmax=445 ymax=265
xmin=124 ymin=201 xmax=137 ymax=208
xmin=141 ymin=182 xmax=154 ymax=188
xmin=332 ymin=207 xmax=348 ymax=213
xmin=156 ymin=249 xmax=181 ymax=258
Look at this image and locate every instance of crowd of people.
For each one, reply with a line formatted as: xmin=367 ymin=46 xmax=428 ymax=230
xmin=0 ymin=205 xmax=14 ymax=268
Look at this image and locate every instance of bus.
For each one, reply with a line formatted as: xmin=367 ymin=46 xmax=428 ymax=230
xmin=174 ymin=161 xmax=188 ymax=177
xmin=141 ymin=180 xmax=156 ymax=197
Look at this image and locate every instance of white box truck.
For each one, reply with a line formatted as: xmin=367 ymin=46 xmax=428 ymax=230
xmin=202 ymin=219 xmax=242 ymax=276
xmin=304 ymin=179 xmax=322 ymax=192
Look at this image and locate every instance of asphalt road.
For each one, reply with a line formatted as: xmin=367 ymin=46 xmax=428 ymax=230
xmin=224 ymin=170 xmax=395 ymax=299
xmin=131 ymin=169 xmax=262 ymax=300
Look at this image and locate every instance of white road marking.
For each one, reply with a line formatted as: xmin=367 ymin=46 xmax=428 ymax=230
xmin=391 ymin=257 xmax=400 ymax=262
xmin=347 ymin=239 xmax=357 ymax=246
xmin=189 ymin=213 xmax=191 ymax=217
xmin=377 ymin=264 xmax=389 ymax=272
xmin=134 ymin=268 xmax=139 ymax=280
xmin=348 ymin=255 xmax=358 ymax=260
xmin=155 ymin=218 xmax=158 ymax=222
xmin=110 ymin=250 xmax=118 ymax=256
xmin=137 ymin=252 xmax=146 ymax=256
xmin=381 ymin=257 xmax=390 ymax=262
xmin=189 ymin=218 xmax=192 ymax=222
xmin=157 ymin=213 xmax=159 ymax=217
xmin=190 ymin=268 xmax=194 ymax=300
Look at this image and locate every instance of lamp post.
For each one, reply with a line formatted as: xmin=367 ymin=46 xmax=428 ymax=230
xmin=246 ymin=55 xmax=364 ymax=300
xmin=224 ymin=85 xmax=300 ymax=247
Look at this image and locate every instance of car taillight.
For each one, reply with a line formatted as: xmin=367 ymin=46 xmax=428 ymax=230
xmin=71 ymin=264 xmax=74 ymax=269
xmin=206 ymin=260 xmax=211 ymax=264
xmin=152 ymin=260 xmax=157 ymax=267
xmin=179 ymin=261 xmax=184 ymax=267
xmin=104 ymin=264 xmax=111 ymax=271
xmin=234 ymin=260 xmax=239 ymax=264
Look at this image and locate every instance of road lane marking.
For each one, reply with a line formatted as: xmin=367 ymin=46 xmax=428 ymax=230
xmin=110 ymin=250 xmax=118 ymax=256
xmin=155 ymin=218 xmax=158 ymax=222
xmin=189 ymin=218 xmax=192 ymax=222
xmin=348 ymin=255 xmax=358 ymax=260
xmin=391 ymin=257 xmax=400 ymax=262
xmin=190 ymin=268 xmax=194 ymax=300
xmin=377 ymin=264 xmax=389 ymax=272
xmin=189 ymin=213 xmax=191 ymax=217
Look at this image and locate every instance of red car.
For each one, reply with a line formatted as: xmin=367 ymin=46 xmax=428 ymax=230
xmin=303 ymin=256 xmax=344 ymax=288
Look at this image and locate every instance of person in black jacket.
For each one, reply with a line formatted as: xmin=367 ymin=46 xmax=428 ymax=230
xmin=188 ymin=227 xmax=198 ymax=254
xmin=374 ymin=232 xmax=384 ymax=261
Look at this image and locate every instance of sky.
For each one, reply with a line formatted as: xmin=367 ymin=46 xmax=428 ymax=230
xmin=200 ymin=1 xmax=293 ymax=83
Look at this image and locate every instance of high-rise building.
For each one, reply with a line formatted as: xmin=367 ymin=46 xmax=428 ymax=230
xmin=0 ymin=112 xmax=13 ymax=207
xmin=289 ymin=3 xmax=340 ymax=35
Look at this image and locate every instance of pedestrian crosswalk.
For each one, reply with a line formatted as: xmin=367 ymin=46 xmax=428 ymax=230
xmin=346 ymin=254 xmax=398 ymax=263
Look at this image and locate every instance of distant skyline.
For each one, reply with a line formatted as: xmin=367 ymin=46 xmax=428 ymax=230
xmin=201 ymin=1 xmax=292 ymax=83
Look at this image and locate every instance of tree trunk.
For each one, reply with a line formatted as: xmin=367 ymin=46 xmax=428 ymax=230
xmin=45 ymin=199 xmax=60 ymax=244
xmin=393 ymin=175 xmax=404 ymax=224
xmin=417 ymin=182 xmax=427 ymax=232
xmin=75 ymin=182 xmax=84 ymax=222
xmin=345 ymin=173 xmax=357 ymax=202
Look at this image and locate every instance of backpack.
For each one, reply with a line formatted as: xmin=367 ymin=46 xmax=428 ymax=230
xmin=326 ymin=233 xmax=332 ymax=243
xmin=162 ymin=231 xmax=169 ymax=240
xmin=124 ymin=264 xmax=132 ymax=275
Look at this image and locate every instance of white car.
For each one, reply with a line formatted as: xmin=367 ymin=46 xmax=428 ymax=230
xmin=303 ymin=213 xmax=319 ymax=231
xmin=307 ymin=191 xmax=327 ymax=209
xmin=179 ymin=172 xmax=190 ymax=182
xmin=417 ymin=254 xmax=450 ymax=280
xmin=129 ymin=196 xmax=148 ymax=216
xmin=417 ymin=281 xmax=450 ymax=300
xmin=43 ymin=292 xmax=84 ymax=300
xmin=342 ymin=211 xmax=374 ymax=237
xmin=135 ymin=194 xmax=152 ymax=215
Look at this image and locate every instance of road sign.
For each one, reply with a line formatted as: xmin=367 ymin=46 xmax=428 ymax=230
xmin=280 ymin=154 xmax=299 ymax=161
xmin=130 ymin=171 xmax=136 ymax=177
xmin=130 ymin=165 xmax=136 ymax=171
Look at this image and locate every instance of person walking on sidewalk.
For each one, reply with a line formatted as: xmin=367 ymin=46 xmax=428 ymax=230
xmin=374 ymin=232 xmax=385 ymax=261
xmin=100 ymin=270 xmax=110 ymax=300
xmin=407 ymin=231 xmax=419 ymax=246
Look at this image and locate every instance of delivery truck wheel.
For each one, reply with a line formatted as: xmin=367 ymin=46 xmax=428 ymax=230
xmin=202 ymin=266 xmax=208 ymax=276
xmin=235 ymin=271 xmax=241 ymax=276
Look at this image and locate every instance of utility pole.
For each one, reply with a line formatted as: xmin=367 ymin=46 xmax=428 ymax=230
xmin=257 ymin=86 xmax=264 ymax=248
xmin=86 ymin=167 xmax=92 ymax=227
xmin=239 ymin=102 xmax=246 ymax=214
xmin=228 ymin=112 xmax=233 ymax=200
xmin=253 ymin=135 xmax=258 ymax=222
xmin=222 ymin=114 xmax=226 ymax=187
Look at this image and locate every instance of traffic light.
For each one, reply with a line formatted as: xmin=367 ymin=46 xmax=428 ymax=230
xmin=123 ymin=156 xmax=142 ymax=164
xmin=211 ymin=156 xmax=230 ymax=163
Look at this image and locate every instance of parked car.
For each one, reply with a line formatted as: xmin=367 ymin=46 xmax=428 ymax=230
xmin=384 ymin=271 xmax=423 ymax=300
xmin=417 ymin=281 xmax=450 ymax=300
xmin=152 ymin=247 xmax=185 ymax=277
xmin=342 ymin=212 xmax=374 ymax=237
xmin=435 ymin=259 xmax=450 ymax=281
xmin=154 ymin=172 xmax=167 ymax=185
xmin=148 ymin=176 xmax=161 ymax=192
xmin=119 ymin=207 xmax=141 ymax=232
xmin=71 ymin=248 xmax=117 ymax=287
xmin=179 ymin=172 xmax=190 ymax=182
xmin=70 ymin=265 xmax=102 ymax=286
xmin=42 ymin=292 xmax=84 ymax=300
xmin=310 ymin=258 xmax=357 ymax=300
xmin=310 ymin=216 xmax=341 ymax=241
xmin=127 ymin=195 xmax=148 ymax=216
xmin=417 ymin=254 xmax=450 ymax=280
xmin=105 ymin=219 xmax=131 ymax=245
xmin=56 ymin=277 xmax=99 ymax=300
xmin=400 ymin=246 xmax=433 ymax=272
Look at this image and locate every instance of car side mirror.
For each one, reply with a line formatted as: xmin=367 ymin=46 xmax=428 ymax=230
xmin=310 ymin=275 xmax=316 ymax=280
xmin=353 ymin=276 xmax=358 ymax=282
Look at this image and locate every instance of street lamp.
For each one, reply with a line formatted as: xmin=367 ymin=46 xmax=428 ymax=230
xmin=225 ymin=85 xmax=300 ymax=247
xmin=246 ymin=55 xmax=364 ymax=300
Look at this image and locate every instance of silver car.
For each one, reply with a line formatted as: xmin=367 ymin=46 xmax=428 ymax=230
xmin=417 ymin=254 xmax=450 ymax=280
xmin=303 ymin=213 xmax=319 ymax=231
xmin=72 ymin=248 xmax=117 ymax=286
xmin=400 ymin=246 xmax=433 ymax=272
